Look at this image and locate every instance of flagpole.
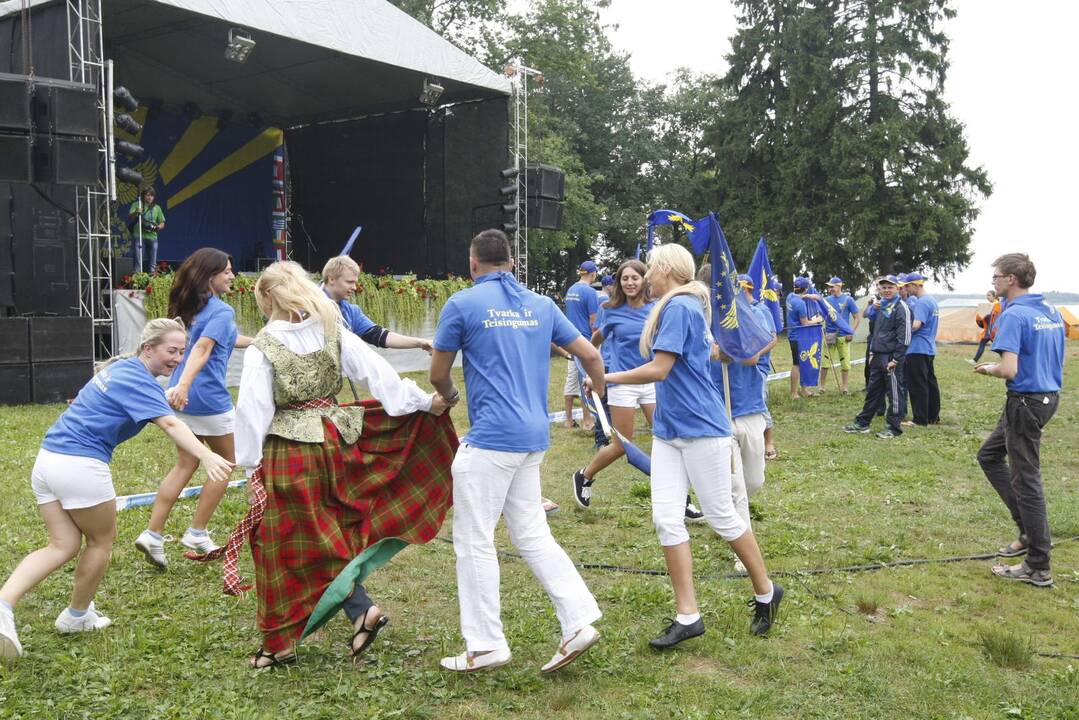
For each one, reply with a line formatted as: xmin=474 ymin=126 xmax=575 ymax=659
xmin=721 ymin=361 xmax=736 ymax=473
xmin=821 ymin=324 xmax=841 ymax=393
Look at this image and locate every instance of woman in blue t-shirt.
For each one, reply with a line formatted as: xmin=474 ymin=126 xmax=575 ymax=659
xmin=571 ymin=259 xmax=656 ymax=507
xmin=600 ymin=244 xmax=783 ymax=648
xmin=135 ymin=248 xmax=252 ymax=569
xmin=0 ymin=319 xmax=233 ymax=660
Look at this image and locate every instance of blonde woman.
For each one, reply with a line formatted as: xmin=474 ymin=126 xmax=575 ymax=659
xmin=233 ymin=261 xmax=454 ymax=668
xmin=0 ymin=319 xmax=233 ymax=660
xmin=598 ymin=244 xmax=783 ymax=648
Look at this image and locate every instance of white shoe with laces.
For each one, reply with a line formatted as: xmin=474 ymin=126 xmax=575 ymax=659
xmin=540 ymin=624 xmax=600 ymax=673
xmin=54 ymin=602 xmax=112 ymax=634
xmin=135 ymin=530 xmax=168 ymax=569
xmin=0 ymin=604 xmax=22 ymax=660
xmin=181 ymin=529 xmax=220 ymax=554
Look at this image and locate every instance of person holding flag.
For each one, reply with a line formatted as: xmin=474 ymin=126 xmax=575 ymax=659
xmin=785 ymin=278 xmax=824 ymax=399
xmin=820 ymin=277 xmax=860 ymax=394
xmin=599 ymin=241 xmax=782 ymax=648
xmin=845 ymin=274 xmax=911 ymax=438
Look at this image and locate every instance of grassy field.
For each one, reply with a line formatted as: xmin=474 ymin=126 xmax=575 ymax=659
xmin=0 ymin=343 xmax=1077 ymax=719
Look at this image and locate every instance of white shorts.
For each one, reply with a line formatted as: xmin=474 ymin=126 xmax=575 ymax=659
xmin=563 ymin=358 xmax=581 ymax=396
xmin=31 ymin=448 xmax=115 ymax=510
xmin=606 ymin=382 xmax=656 ymax=408
xmin=176 ymin=409 xmax=235 ymax=437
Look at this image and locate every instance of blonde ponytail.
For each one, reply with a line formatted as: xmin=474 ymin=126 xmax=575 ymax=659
xmin=638 ymin=244 xmax=711 ymax=358
xmin=96 ymin=317 xmax=187 ymax=374
xmin=255 ymin=261 xmax=342 ymax=334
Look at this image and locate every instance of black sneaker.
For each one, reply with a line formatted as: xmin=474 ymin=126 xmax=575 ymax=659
xmin=649 ymin=617 xmax=705 ymax=649
xmin=750 ymin=583 xmax=784 ymax=635
xmin=876 ymin=428 xmax=899 ymax=439
xmin=684 ymin=503 xmax=705 ymax=523
xmin=572 ymin=469 xmax=593 ymax=509
xmin=843 ymin=423 xmax=870 ymax=434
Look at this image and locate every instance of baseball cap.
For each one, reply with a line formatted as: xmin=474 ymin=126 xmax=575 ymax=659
xmin=793 ymin=276 xmax=812 ymax=290
xmin=905 ymin=272 xmax=926 ymax=284
xmin=825 ymin=276 xmax=843 ymax=286
xmin=579 ymin=260 xmax=598 ymax=274
xmin=737 ymin=273 xmax=753 ymax=288
xmin=601 ymin=274 xmax=615 ymax=286
xmin=879 ymin=274 xmax=899 ymax=286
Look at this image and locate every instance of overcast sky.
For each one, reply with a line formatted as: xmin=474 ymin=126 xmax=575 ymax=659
xmin=600 ymin=0 xmax=1079 ymax=295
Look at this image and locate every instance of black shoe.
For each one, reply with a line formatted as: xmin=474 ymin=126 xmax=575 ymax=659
xmin=649 ymin=617 xmax=705 ymax=649
xmin=750 ymin=583 xmax=784 ymax=635
xmin=842 ymin=423 xmax=870 ymax=434
xmin=572 ymin=469 xmax=593 ymax=508
xmin=684 ymin=503 xmax=705 ymax=523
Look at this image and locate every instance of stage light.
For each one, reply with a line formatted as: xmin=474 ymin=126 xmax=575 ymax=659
xmin=115 ymin=113 xmax=141 ymax=135
xmin=225 ymin=28 xmax=255 ymax=63
xmin=500 ymin=167 xmax=519 ymax=179
xmin=499 ymin=166 xmax=520 ymax=234
xmin=419 ymin=79 xmax=444 ymax=107
xmin=115 ymin=140 xmax=144 ymax=158
xmin=113 ymin=86 xmax=138 ymax=112
xmin=116 ymin=166 xmax=142 ymax=185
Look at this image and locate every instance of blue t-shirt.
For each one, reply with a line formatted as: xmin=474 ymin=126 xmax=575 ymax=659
xmin=753 ymin=302 xmax=776 ymax=375
xmin=824 ymin=294 xmax=859 ymax=334
xmin=434 ymin=272 xmax=580 ymax=452
xmin=564 ymin=281 xmax=599 ymax=337
xmin=598 ymin=300 xmax=655 ymax=377
xmin=42 ymin=357 xmax=174 ymax=464
xmin=326 ymin=290 xmax=377 ymax=337
xmin=166 ymin=296 xmax=237 ymax=415
xmin=991 ymin=294 xmax=1065 ymax=393
xmin=907 ymin=294 xmax=940 ymax=356
xmin=651 ymin=295 xmax=730 ymax=440
xmin=786 ymin=292 xmax=808 ymax=341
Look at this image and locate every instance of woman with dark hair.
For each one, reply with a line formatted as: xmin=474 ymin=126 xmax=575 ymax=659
xmin=571 ymin=259 xmax=656 ymax=508
xmin=134 ymin=248 xmax=252 ymax=569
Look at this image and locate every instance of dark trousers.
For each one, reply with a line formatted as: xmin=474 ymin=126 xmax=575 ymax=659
xmin=341 ymin=581 xmax=374 ymax=623
xmin=905 ymin=353 xmax=940 ymax=425
xmin=972 ymin=338 xmax=990 ymax=363
xmin=855 ymin=354 xmax=905 ymax=433
xmin=977 ymin=392 xmax=1058 ymax=570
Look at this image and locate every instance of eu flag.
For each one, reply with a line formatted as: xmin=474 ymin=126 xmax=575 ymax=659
xmin=646 ymin=208 xmax=696 ymax=253
xmin=798 ymin=291 xmax=830 ymax=387
xmin=687 ymin=213 xmax=774 ymax=363
xmin=573 ymin=359 xmax=651 ymax=476
xmin=813 ymin=290 xmax=855 ymax=336
xmin=747 ymin=235 xmax=784 ymax=333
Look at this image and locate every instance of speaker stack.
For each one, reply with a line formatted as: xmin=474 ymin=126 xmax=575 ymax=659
xmin=0 ymin=316 xmax=93 ymax=405
xmin=524 ymin=164 xmax=565 ymax=230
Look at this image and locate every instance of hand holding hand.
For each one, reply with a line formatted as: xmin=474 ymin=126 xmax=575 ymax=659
xmin=203 ymin=452 xmax=235 ymax=484
xmin=166 ymin=384 xmax=189 ymax=411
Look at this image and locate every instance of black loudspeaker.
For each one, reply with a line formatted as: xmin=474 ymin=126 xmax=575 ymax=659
xmin=0 ymin=364 xmax=32 ymax=405
xmin=0 ymin=135 xmax=33 ymax=183
xmin=525 ymin=164 xmax=565 ymax=200
xmin=526 ymin=197 xmax=564 ymax=230
xmin=30 ymin=316 xmax=92 ymax=362
xmin=31 ymin=78 xmax=98 ymax=137
xmin=0 ymin=184 xmax=12 ymax=309
xmin=33 ymin=136 xmax=99 ymax=185
xmin=0 ymin=318 xmax=30 ymax=364
xmin=0 ymin=73 xmax=32 ymax=131
xmin=10 ymin=183 xmax=78 ymax=315
xmin=32 ymin=360 xmax=92 ymax=404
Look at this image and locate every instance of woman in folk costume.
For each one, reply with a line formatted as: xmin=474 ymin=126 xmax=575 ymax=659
xmin=228 ymin=261 xmax=455 ymax=668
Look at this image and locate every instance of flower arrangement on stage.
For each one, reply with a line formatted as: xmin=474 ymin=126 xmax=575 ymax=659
xmin=124 ymin=267 xmax=470 ymax=335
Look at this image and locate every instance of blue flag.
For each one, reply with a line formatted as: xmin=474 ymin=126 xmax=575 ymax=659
xmin=646 ymin=208 xmax=695 ymax=253
xmin=747 ymin=235 xmax=784 ymax=333
xmin=797 ymin=291 xmax=830 ymax=387
xmin=635 ymin=242 xmax=642 ymax=260
xmin=816 ymin=292 xmax=855 ymax=337
xmin=573 ymin=360 xmax=650 ymax=476
xmin=687 ymin=213 xmax=774 ymax=363
xmin=339 ymin=225 xmax=363 ymax=257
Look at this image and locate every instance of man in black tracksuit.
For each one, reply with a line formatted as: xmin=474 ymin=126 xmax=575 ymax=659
xmin=844 ymin=275 xmax=911 ymax=438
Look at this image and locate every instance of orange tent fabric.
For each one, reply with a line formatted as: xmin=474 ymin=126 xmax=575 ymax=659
xmin=1060 ymin=306 xmax=1079 ymax=340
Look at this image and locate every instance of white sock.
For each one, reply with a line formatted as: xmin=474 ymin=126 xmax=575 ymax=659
xmin=754 ymin=581 xmax=775 ymax=605
xmin=676 ymin=612 xmax=700 ymax=625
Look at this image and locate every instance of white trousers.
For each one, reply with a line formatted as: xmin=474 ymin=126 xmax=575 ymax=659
xmin=451 ymin=444 xmax=601 ymax=653
xmin=651 ymin=436 xmax=747 ymax=546
xmin=730 ymin=413 xmax=767 ymax=527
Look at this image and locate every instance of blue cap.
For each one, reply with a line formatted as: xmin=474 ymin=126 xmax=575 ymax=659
xmin=897 ymin=272 xmax=911 ymax=284
xmin=793 ymin=276 xmax=812 ymax=290
xmin=825 ymin=276 xmax=843 ymax=286
xmin=579 ymin=260 xmax=598 ymax=273
xmin=601 ymin=274 xmax=615 ymax=286
xmin=879 ymin=274 xmax=899 ymax=286
xmin=737 ymin=273 xmax=753 ymax=288
xmin=905 ymin=272 xmax=926 ymax=284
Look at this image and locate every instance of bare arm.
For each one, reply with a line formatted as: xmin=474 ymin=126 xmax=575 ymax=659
xmin=428 ymin=349 xmax=459 ymax=404
xmin=912 ymin=320 xmax=924 ymax=331
xmin=590 ymin=329 xmax=605 ymax=349
xmin=974 ymin=351 xmax=1018 ymax=380
xmin=384 ymin=332 xmax=434 ymax=352
xmin=605 ymin=350 xmax=677 ymax=385
xmin=167 ymin=336 xmax=216 ymax=410
xmin=235 ymin=334 xmax=255 ymax=349
xmin=741 ymin=334 xmax=778 ymax=366
xmin=152 ymin=415 xmax=234 ymax=482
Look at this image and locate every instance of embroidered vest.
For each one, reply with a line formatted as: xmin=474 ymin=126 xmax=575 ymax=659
xmin=253 ymin=324 xmax=364 ymax=444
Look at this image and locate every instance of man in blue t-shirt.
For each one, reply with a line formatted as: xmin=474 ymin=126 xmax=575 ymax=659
xmin=429 ymin=229 xmax=605 ymax=674
xmin=561 ymin=260 xmax=600 ymax=431
xmin=904 ymin=273 xmax=941 ymax=425
xmin=974 ymin=254 xmax=1065 ymax=588
xmin=321 ymin=256 xmax=433 ymax=351
xmin=820 ymin=277 xmax=861 ymax=394
xmin=785 ymin=277 xmax=823 ymax=399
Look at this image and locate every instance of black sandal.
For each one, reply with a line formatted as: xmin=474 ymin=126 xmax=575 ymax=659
xmin=997 ymin=535 xmax=1028 ymax=558
xmin=250 ymin=647 xmax=297 ymax=669
xmin=348 ymin=608 xmax=389 ymax=659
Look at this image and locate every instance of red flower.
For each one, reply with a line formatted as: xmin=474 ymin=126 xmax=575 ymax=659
xmin=122 ymin=275 xmax=131 ymax=283
xmin=145 ymin=285 xmax=153 ymax=295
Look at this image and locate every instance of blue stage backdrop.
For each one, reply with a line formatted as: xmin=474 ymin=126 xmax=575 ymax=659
xmin=117 ymin=106 xmax=283 ymax=270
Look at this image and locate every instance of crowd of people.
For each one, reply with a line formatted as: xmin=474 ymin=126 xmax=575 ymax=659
xmin=0 ymin=230 xmax=1066 ymax=672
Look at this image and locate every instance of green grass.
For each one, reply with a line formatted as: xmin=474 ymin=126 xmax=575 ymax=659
xmin=1 ymin=343 xmax=1078 ymax=719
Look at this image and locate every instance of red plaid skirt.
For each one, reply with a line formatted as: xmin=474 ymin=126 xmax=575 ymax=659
xmin=253 ymin=400 xmax=456 ymax=653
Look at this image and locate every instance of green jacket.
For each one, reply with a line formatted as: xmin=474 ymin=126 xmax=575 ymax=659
xmin=128 ymin=201 xmax=165 ymax=242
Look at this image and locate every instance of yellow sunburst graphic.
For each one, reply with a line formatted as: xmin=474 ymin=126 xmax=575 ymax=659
xmin=800 ymin=342 xmax=820 ymax=369
xmin=118 ymin=157 xmax=160 ymax=205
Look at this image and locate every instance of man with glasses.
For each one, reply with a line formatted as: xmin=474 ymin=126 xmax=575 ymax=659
xmin=975 ymin=254 xmax=1065 ymax=587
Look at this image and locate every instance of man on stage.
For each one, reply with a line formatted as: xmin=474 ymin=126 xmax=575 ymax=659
xmin=430 ymin=229 xmax=604 ymax=673
xmin=127 ymin=187 xmax=165 ymax=273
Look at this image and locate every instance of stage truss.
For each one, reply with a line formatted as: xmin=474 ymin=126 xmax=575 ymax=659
xmin=507 ymin=62 xmax=541 ymax=288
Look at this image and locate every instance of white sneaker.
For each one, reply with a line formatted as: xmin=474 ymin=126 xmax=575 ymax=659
xmin=54 ymin=602 xmax=112 ymax=634
xmin=181 ymin=529 xmax=220 ymax=554
xmin=135 ymin=530 xmax=167 ymax=569
xmin=439 ymin=647 xmax=512 ymax=673
xmin=0 ymin=605 xmax=22 ymax=660
xmin=540 ymin=624 xmax=600 ymax=674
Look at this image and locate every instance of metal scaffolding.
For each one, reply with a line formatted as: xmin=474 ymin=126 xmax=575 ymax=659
xmin=506 ymin=62 xmax=541 ymax=288
xmin=67 ymin=0 xmax=114 ymax=359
